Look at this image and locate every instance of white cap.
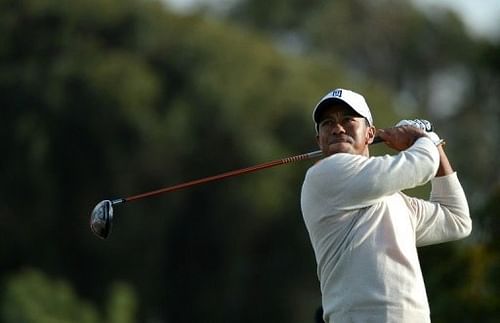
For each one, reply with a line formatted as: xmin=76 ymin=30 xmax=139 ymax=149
xmin=312 ymin=88 xmax=374 ymax=130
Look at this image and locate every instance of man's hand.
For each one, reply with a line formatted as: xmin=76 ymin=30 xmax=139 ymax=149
xmin=396 ymin=119 xmax=443 ymax=145
xmin=376 ymin=126 xmax=427 ymax=151
xmin=396 ymin=119 xmax=433 ymax=132
xmin=378 ymin=119 xmax=452 ymax=176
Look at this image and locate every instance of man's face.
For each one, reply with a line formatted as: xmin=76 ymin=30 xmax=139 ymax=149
xmin=316 ymin=103 xmax=375 ymax=157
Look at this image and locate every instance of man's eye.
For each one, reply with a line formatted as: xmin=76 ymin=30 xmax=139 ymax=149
xmin=320 ymin=119 xmax=334 ymax=128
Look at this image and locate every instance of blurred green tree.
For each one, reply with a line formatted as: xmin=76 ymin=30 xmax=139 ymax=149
xmin=1 ymin=268 xmax=137 ymax=323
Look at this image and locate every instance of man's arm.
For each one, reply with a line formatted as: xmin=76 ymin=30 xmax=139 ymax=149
xmin=380 ymin=125 xmax=471 ymax=244
xmin=436 ymin=145 xmax=453 ymax=177
xmin=397 ymin=142 xmax=471 ymax=245
xmin=410 ymin=171 xmax=472 ymax=246
xmin=379 ymin=125 xmax=452 ymax=177
xmin=303 ymin=127 xmax=440 ymax=212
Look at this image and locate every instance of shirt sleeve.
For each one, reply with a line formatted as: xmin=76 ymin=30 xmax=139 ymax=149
xmin=407 ymin=172 xmax=472 ymax=246
xmin=303 ymin=137 xmax=440 ymax=213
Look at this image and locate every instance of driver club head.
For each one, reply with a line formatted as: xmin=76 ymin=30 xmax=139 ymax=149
xmin=90 ymin=200 xmax=114 ymax=239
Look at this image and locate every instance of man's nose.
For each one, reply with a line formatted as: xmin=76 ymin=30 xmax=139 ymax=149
xmin=330 ymin=122 xmax=346 ymax=134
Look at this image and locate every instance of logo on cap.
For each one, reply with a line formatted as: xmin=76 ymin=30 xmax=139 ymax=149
xmin=332 ymin=89 xmax=342 ymax=98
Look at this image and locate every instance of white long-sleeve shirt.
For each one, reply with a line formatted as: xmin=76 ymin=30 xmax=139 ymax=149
xmin=300 ymin=137 xmax=471 ymax=323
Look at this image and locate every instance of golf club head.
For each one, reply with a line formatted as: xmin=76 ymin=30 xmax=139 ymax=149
xmin=90 ymin=200 xmax=113 ymax=239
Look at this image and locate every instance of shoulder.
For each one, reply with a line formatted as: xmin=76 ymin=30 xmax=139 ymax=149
xmin=308 ymin=153 xmax=368 ymax=174
xmin=303 ymin=153 xmax=369 ymax=192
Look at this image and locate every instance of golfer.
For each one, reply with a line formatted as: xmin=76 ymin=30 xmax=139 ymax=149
xmin=301 ymin=88 xmax=471 ymax=323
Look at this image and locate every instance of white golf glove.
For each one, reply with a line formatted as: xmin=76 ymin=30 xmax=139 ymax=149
xmin=396 ymin=119 xmax=443 ymax=146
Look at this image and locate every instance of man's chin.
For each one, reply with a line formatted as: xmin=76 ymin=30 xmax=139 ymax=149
xmin=326 ymin=142 xmax=353 ymax=155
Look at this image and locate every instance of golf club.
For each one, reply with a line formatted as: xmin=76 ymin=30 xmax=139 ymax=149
xmin=90 ymin=136 xmax=384 ymax=239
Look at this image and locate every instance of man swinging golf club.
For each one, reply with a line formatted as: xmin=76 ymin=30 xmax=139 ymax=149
xmin=301 ymin=88 xmax=472 ymax=323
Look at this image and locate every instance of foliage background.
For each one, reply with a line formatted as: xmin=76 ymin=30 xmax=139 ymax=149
xmin=1 ymin=0 xmax=499 ymax=322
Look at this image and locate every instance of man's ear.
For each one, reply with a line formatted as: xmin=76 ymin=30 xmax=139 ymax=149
xmin=366 ymin=126 xmax=376 ymax=144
